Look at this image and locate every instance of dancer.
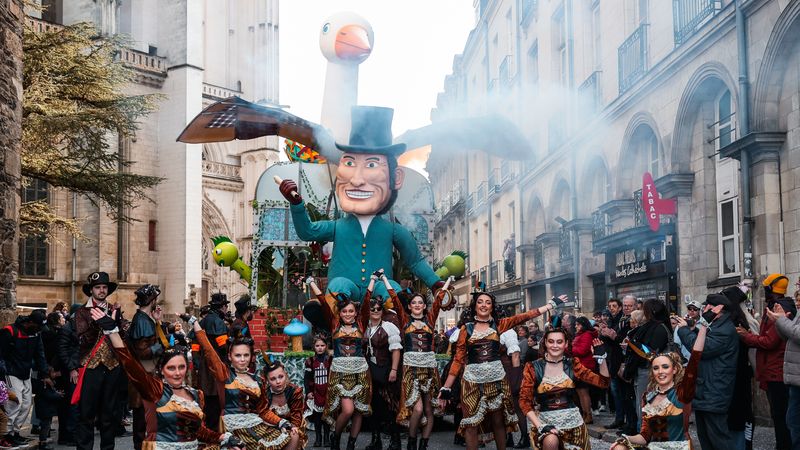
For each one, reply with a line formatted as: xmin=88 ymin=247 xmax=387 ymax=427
xmin=519 ymin=329 xmax=610 ymax=450
xmin=438 ymin=289 xmax=566 ymax=450
xmin=304 ymin=274 xmax=373 ymax=450
xmin=190 ymin=315 xmax=305 ymax=450
xmin=364 ymin=272 xmax=402 ymax=450
xmin=391 ymin=274 xmax=451 ymax=450
xmin=304 ymin=334 xmax=332 ymax=448
xmin=611 ymin=313 xmax=708 ymax=450
xmin=89 ymin=308 xmax=242 ymax=450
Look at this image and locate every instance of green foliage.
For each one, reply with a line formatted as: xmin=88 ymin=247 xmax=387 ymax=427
xmin=21 ymin=21 xmax=163 ymax=241
xmin=283 ymin=350 xmax=314 ymax=358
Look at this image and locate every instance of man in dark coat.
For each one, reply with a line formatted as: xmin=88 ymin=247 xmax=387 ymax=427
xmin=230 ymin=294 xmax=256 ymax=339
xmin=676 ymin=293 xmax=739 ymax=450
xmin=73 ymin=271 xmax=128 ymax=450
xmin=56 ymin=304 xmax=81 ymax=446
xmin=0 ymin=309 xmax=50 ymax=446
xmin=198 ymin=292 xmax=230 ymax=430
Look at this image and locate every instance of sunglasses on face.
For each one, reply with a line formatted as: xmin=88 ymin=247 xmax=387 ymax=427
xmin=370 ymin=306 xmax=382 ymax=312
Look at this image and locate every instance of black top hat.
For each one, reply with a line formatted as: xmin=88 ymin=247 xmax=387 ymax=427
xmin=335 ymin=106 xmax=407 ymax=157
xmin=209 ymin=292 xmax=228 ymax=308
xmin=234 ymin=294 xmax=256 ymax=315
xmin=134 ymin=284 xmax=161 ymax=307
xmin=82 ymin=272 xmax=118 ymax=297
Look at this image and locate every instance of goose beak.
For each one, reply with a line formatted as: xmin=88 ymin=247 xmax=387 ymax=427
xmin=335 ymin=24 xmax=372 ymax=60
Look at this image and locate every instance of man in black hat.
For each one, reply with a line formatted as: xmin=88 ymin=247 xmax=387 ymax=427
xmin=278 ymin=106 xmax=444 ymax=330
xmin=197 ymin=292 xmax=229 ymax=430
xmin=0 ymin=309 xmax=50 ymax=446
xmin=73 ymin=271 xmax=128 ymax=450
xmin=230 ymin=294 xmax=256 ymax=339
xmin=126 ymin=284 xmax=166 ymax=450
xmin=675 ymin=293 xmax=739 ymax=450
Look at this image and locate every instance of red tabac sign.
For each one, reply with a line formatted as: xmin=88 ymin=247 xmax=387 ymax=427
xmin=642 ymin=172 xmax=676 ymax=231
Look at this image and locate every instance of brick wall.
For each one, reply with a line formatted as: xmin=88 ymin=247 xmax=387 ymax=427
xmin=249 ymin=308 xmax=297 ymax=353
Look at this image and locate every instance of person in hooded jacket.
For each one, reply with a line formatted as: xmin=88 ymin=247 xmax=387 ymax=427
xmin=676 ymin=294 xmax=738 ymax=450
xmin=720 ymin=284 xmax=757 ymax=450
xmin=736 ymin=274 xmax=796 ymax=450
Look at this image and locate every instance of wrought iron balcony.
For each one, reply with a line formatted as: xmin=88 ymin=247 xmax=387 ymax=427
xmin=559 ymin=227 xmax=572 ymax=261
xmin=618 ymin=24 xmax=648 ymax=94
xmin=488 ymin=168 xmax=501 ymax=194
xmin=633 ymin=189 xmax=646 ymax=227
xmin=533 ymin=241 xmax=544 ymax=273
xmin=501 ymin=161 xmax=515 ymax=184
xmin=673 ymin=0 xmax=720 ymax=46
xmin=475 ymin=181 xmax=488 ymax=206
xmin=592 ymin=210 xmax=611 ymax=241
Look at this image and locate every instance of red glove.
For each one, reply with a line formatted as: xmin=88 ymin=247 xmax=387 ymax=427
xmin=279 ymin=179 xmax=303 ymax=205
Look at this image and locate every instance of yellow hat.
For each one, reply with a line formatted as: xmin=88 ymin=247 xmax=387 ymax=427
xmin=763 ymin=273 xmax=789 ymax=295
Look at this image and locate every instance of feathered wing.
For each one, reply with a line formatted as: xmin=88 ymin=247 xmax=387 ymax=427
xmin=176 ymin=96 xmax=338 ymax=161
xmin=393 ymin=115 xmax=533 ymax=160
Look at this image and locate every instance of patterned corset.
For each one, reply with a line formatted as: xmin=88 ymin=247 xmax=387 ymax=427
xmin=152 ymin=386 xmax=205 ymax=443
xmin=404 ymin=329 xmax=433 ymax=352
xmin=467 ymin=337 xmax=501 ymax=364
xmin=642 ymin=390 xmax=688 ymax=442
xmin=333 ymin=327 xmax=364 ymax=358
xmin=535 ymin=373 xmax=577 ymax=412
xmin=223 ymin=373 xmax=261 ymax=415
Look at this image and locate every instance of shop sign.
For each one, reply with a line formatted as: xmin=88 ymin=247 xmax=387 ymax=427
xmin=616 ymin=261 xmax=647 ymax=278
xmin=642 ymin=172 xmax=676 ymax=232
xmin=614 ymin=248 xmax=648 ymax=279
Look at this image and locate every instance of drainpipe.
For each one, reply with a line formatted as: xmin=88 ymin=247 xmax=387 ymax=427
xmin=484 ymin=16 xmax=493 ymax=287
xmin=735 ymin=0 xmax=753 ymax=280
xmin=566 ymin=0 xmax=581 ymax=311
xmin=71 ymin=193 xmax=77 ymax=304
xmin=117 ymin=134 xmax=126 ymax=282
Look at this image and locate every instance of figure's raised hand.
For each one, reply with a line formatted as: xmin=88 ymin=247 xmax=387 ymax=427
xmin=276 ymin=177 xmax=302 ymax=205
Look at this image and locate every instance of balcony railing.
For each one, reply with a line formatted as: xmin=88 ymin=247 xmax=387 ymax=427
xmin=475 ymin=181 xmax=487 ymax=206
xmin=501 ymin=161 xmax=515 ymax=184
xmin=592 ymin=210 xmax=611 ymax=241
xmin=559 ymin=227 xmax=572 ymax=262
xmin=488 ymin=168 xmax=501 ymax=194
xmin=203 ymin=161 xmax=242 ymax=181
xmin=618 ymin=24 xmax=648 ymax=94
xmin=633 ymin=189 xmax=646 ymax=227
xmin=579 ymin=71 xmax=602 ymax=114
xmin=673 ymin=0 xmax=720 ymax=46
xmin=203 ymin=82 xmax=243 ymax=101
xmin=118 ymin=47 xmax=168 ymax=76
xmin=533 ymin=241 xmax=544 ymax=273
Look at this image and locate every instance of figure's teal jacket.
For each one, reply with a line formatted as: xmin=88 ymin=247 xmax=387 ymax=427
xmin=290 ymin=202 xmax=439 ymax=289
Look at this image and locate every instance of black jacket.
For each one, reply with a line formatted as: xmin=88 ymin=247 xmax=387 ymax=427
xmin=0 ymin=318 xmax=48 ymax=380
xmin=57 ymin=320 xmax=80 ymax=372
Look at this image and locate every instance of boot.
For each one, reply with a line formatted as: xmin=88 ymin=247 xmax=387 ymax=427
xmin=453 ymin=433 xmax=466 ymax=447
xmin=365 ymin=430 xmax=382 ymax=450
xmin=330 ymin=432 xmax=342 ymax=450
xmin=323 ymin=424 xmax=331 ymax=447
xmin=406 ymin=436 xmax=417 ymax=450
xmin=506 ymin=433 xmax=515 ymax=447
xmin=345 ymin=436 xmax=357 ymax=450
xmin=418 ymin=438 xmax=428 ymax=450
xmin=313 ymin=426 xmax=323 ymax=447
xmin=388 ymin=432 xmax=401 ymax=450
xmin=514 ymin=434 xmax=530 ymax=449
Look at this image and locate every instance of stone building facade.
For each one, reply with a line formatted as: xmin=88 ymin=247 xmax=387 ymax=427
xmin=0 ymin=0 xmax=24 ymax=314
xmin=17 ymin=0 xmax=281 ymax=315
xmin=428 ymin=0 xmax=800 ymax=317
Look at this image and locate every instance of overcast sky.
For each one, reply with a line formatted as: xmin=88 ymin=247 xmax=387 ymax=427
xmin=278 ymin=1 xmax=475 ymax=139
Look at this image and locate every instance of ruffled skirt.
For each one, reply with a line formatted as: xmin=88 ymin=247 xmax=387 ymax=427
xmin=322 ymin=367 xmax=372 ymax=425
xmin=457 ymin=378 xmax=518 ymax=442
xmin=396 ymin=365 xmax=440 ymax=427
xmin=530 ymin=407 xmax=588 ymax=450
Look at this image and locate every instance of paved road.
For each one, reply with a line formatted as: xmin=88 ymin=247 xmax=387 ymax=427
xmin=35 ymin=410 xmax=776 ymax=449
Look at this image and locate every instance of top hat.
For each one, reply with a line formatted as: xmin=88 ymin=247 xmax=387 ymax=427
xmin=134 ymin=284 xmax=161 ymax=307
xmin=234 ymin=294 xmax=257 ymax=315
xmin=335 ymin=106 xmax=407 ymax=157
xmin=82 ymin=272 xmax=118 ymax=297
xmin=209 ymin=292 xmax=228 ymax=308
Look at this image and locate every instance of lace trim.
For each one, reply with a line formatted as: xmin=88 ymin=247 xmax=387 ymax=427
xmin=647 ymin=441 xmax=690 ymax=450
xmin=642 ymin=398 xmax=674 ymax=417
xmin=540 ymin=372 xmax=571 ymax=387
xmin=271 ymin=404 xmax=290 ymax=416
xmin=538 ymin=407 xmax=584 ymax=429
xmin=235 ymin=374 xmax=260 ymax=391
xmin=222 ymin=413 xmax=263 ymax=431
xmin=469 ymin=328 xmax=497 ymax=341
xmin=404 ymin=377 xmax=434 ymax=407
xmin=154 ymin=440 xmax=199 ymax=450
xmin=460 ymin=391 xmax=515 ymax=427
xmin=168 ymin=394 xmax=202 ymax=416
xmin=463 ymin=360 xmax=505 ymax=383
xmin=331 ymin=356 xmax=368 ymax=374
xmin=403 ymin=351 xmax=437 ymax=368
xmin=257 ymin=430 xmax=290 ymax=448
